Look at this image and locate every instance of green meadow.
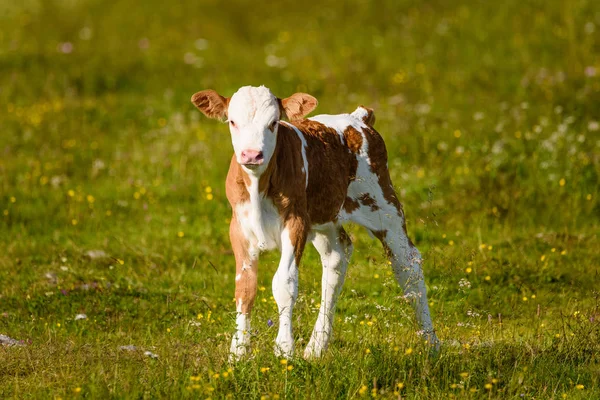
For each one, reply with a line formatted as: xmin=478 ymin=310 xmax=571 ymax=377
xmin=1 ymin=0 xmax=599 ymax=398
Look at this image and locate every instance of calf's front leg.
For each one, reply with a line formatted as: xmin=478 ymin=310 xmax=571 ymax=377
xmin=229 ymin=216 xmax=258 ymax=360
xmin=272 ymin=216 xmax=307 ymax=358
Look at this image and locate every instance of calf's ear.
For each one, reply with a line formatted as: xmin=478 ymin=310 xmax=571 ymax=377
xmin=191 ymin=90 xmax=229 ymax=120
xmin=279 ymin=93 xmax=318 ymax=121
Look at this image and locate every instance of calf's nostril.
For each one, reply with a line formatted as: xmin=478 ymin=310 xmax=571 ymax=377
xmin=240 ymin=149 xmax=264 ymax=165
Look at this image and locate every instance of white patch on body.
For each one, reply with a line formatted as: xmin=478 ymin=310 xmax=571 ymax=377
xmin=235 ymin=178 xmax=282 ymax=252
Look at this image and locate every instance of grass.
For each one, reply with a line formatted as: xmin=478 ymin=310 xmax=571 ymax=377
xmin=1 ymin=0 xmax=599 ymax=398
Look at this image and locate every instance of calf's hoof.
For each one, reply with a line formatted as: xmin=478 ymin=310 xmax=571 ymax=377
xmin=274 ymin=339 xmax=294 ymax=359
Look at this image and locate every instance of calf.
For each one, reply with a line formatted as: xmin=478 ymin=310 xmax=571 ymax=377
xmin=191 ymin=85 xmax=439 ymax=359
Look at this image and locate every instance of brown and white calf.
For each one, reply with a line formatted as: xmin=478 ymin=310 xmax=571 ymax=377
xmin=191 ymin=85 xmax=439 ymax=359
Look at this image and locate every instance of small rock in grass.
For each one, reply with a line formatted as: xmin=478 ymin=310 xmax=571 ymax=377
xmin=119 ymin=345 xmax=138 ymax=351
xmin=85 ymin=250 xmax=109 ymax=260
xmin=144 ymin=351 xmax=159 ymax=359
xmin=75 ymin=314 xmax=87 ymax=320
xmin=45 ymin=272 xmax=58 ymax=284
xmin=0 ymin=334 xmax=25 ymax=347
xmin=119 ymin=345 xmax=158 ymax=359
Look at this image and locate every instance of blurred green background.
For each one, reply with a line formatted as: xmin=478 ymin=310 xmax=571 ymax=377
xmin=1 ymin=0 xmax=599 ymax=398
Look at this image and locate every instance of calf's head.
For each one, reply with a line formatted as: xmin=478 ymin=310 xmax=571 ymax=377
xmin=191 ymin=85 xmax=317 ymax=175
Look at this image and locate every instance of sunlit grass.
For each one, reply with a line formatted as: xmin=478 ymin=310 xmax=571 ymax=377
xmin=1 ymin=0 xmax=599 ymax=398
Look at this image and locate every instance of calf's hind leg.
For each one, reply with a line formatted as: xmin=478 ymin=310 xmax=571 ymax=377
xmin=304 ymin=224 xmax=353 ymax=359
xmin=348 ymin=192 xmax=439 ymax=348
xmin=374 ymin=227 xmax=439 ymax=348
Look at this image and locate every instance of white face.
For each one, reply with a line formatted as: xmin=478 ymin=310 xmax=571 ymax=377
xmin=227 ymin=86 xmax=281 ymax=175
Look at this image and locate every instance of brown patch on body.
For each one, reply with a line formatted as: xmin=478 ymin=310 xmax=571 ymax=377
xmin=358 ymin=193 xmax=379 ymax=211
xmin=225 ymin=155 xmax=250 ymax=205
xmin=343 ymin=126 xmax=363 ymax=153
xmin=254 ymin=122 xmax=311 ymax=265
xmin=342 ymin=196 xmax=360 ymax=214
xmin=288 ymin=120 xmax=357 ymax=225
xmin=286 ymin=216 xmax=308 ymax=265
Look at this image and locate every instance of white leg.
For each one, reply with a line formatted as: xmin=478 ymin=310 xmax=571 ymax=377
xmin=304 ymin=224 xmax=352 ymax=359
xmin=345 ymin=188 xmax=439 ymax=348
xmin=272 ymin=227 xmax=300 ymax=357
xmin=230 ymin=313 xmax=251 ymax=359
xmin=381 ymin=230 xmax=439 ymax=349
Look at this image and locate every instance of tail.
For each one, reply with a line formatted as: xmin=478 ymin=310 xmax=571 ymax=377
xmin=351 ymin=106 xmax=375 ymax=126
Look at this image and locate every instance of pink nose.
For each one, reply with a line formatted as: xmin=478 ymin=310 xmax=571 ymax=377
xmin=240 ymin=150 xmax=264 ymax=165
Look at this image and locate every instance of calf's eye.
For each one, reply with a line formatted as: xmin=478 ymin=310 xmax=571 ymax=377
xmin=268 ymin=121 xmax=278 ymax=132
xmin=229 ymin=120 xmax=236 ymax=128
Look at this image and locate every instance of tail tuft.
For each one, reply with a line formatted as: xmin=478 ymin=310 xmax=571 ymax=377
xmin=352 ymin=106 xmax=376 ymax=126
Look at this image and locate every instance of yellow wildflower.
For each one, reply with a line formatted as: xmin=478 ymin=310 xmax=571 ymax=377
xmin=358 ymin=385 xmax=368 ymax=395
